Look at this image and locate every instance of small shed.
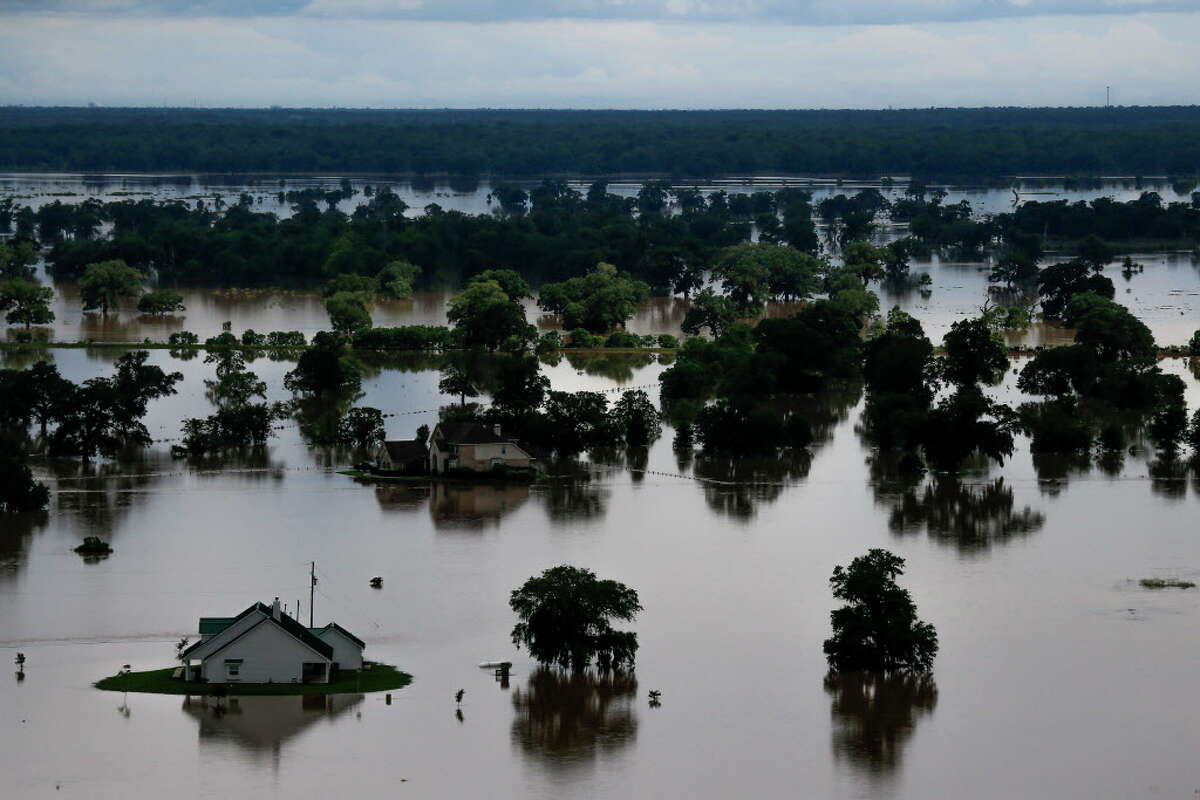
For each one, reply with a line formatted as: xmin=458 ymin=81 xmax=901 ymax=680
xmin=375 ymin=440 xmax=429 ymax=474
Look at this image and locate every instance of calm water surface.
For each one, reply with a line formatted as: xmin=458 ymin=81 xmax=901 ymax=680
xmin=3 ymin=348 xmax=1200 ymax=798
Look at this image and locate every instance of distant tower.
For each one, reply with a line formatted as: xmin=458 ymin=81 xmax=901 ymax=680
xmin=1106 ymin=86 xmax=1111 ymax=108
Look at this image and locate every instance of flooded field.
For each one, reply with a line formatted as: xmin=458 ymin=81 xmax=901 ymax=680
xmin=2 ymin=346 xmax=1200 ymax=799
xmin=4 ymin=173 xmax=1199 ymax=347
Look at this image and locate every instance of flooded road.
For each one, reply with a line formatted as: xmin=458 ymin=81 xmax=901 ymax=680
xmin=3 ymin=349 xmax=1200 ymax=798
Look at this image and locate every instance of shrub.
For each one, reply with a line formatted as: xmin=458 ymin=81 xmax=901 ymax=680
xmin=265 ymin=331 xmax=306 ymax=348
xmin=605 ymin=331 xmax=641 ymax=349
xmin=352 ymin=325 xmax=453 ymax=351
xmin=167 ymin=331 xmax=199 ymax=346
xmin=241 ymin=329 xmax=266 ymax=347
xmin=566 ymin=329 xmax=596 ymax=348
xmin=204 ymin=332 xmax=239 ymax=349
xmin=657 ymin=334 xmax=679 ymax=349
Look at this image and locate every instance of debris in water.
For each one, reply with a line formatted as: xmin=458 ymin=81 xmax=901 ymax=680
xmin=1139 ymin=578 xmax=1196 ymax=589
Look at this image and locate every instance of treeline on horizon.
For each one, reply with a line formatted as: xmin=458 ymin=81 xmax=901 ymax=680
xmin=2 ymin=107 xmax=1200 ymax=177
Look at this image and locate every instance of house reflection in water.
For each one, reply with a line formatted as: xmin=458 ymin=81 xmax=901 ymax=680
xmin=430 ymin=482 xmax=530 ymax=530
xmin=373 ymin=481 xmax=530 ymax=530
xmin=182 ymin=693 xmax=363 ymax=767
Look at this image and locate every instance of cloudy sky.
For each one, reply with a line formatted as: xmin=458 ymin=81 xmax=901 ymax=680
xmin=1 ymin=1 xmax=1198 ymax=107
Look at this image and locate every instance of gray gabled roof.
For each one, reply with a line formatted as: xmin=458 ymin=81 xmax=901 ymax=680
xmin=435 ymin=422 xmax=508 ymax=445
xmin=381 ymin=440 xmax=428 ymax=462
xmin=181 ymin=603 xmax=334 ymax=661
xmin=311 ymin=623 xmax=366 ymax=649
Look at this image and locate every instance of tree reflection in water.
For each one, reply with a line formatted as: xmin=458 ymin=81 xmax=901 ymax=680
xmin=824 ymin=671 xmax=938 ymax=777
xmin=561 ymin=351 xmax=655 ymax=383
xmin=689 ymin=383 xmax=861 ymax=519
xmin=0 ymin=511 xmax=47 ymax=582
xmin=885 ymin=476 xmax=1045 ymax=554
xmin=511 ymin=668 xmax=638 ymax=770
xmin=693 ymin=450 xmax=812 ymax=519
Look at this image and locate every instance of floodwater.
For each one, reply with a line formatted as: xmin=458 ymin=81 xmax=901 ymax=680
xmin=2 ymin=343 xmax=1200 ymax=799
xmin=3 ymin=173 xmax=1199 ymax=347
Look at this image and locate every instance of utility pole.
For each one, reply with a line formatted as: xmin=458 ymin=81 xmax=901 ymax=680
xmin=310 ymin=561 xmax=316 ymax=627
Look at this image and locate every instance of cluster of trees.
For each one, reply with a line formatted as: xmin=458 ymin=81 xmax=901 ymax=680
xmin=0 ymin=353 xmax=181 ymax=461
xmin=538 ymin=263 xmax=651 ymax=333
xmin=5 ymin=106 xmax=1200 ymax=176
xmin=17 ymin=183 xmax=817 ymax=291
xmin=443 ymin=356 xmax=662 ymax=457
xmin=662 ymin=299 xmax=868 ymax=456
xmin=177 ymin=345 xmax=290 ymax=457
xmin=1018 ymin=295 xmax=1199 ymax=459
xmin=861 ymin=310 xmax=1016 ymax=473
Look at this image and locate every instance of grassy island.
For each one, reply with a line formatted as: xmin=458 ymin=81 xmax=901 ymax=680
xmin=95 ymin=662 xmax=411 ymax=696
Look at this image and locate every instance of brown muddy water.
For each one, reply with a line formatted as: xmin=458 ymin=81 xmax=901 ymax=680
xmin=3 ymin=347 xmax=1200 ymax=799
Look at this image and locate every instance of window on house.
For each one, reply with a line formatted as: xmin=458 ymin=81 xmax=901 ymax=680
xmin=225 ymin=659 xmax=243 ymax=679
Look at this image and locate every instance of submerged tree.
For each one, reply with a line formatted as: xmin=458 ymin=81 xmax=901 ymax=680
xmin=284 ymin=331 xmax=362 ymax=398
xmin=447 ymin=279 xmax=530 ymax=351
xmin=823 ymin=549 xmax=938 ymax=674
xmin=510 ymin=565 xmax=642 ymax=671
xmin=0 ymin=435 xmax=49 ymax=514
xmin=0 ymin=279 xmax=54 ymax=328
xmin=136 ymin=289 xmax=185 ymax=316
xmin=79 ymin=259 xmax=144 ymax=314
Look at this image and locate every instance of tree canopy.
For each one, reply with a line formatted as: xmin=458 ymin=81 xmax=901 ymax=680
xmin=79 ymin=259 xmax=144 ymax=314
xmin=510 ymin=565 xmax=642 ymax=671
xmin=538 ymin=262 xmax=651 ymax=334
xmin=823 ymin=549 xmax=938 ymax=674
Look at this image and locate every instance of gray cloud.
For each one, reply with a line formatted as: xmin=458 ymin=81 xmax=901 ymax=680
xmin=1 ymin=14 xmax=1196 ymax=108
xmin=2 ymin=0 xmax=1199 ymax=24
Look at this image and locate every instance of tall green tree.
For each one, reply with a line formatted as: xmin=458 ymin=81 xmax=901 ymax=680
xmin=325 ymin=291 xmax=373 ymax=336
xmin=0 ymin=279 xmax=54 ymax=328
xmin=538 ymin=263 xmax=650 ymax=333
xmin=681 ymin=288 xmax=738 ymax=337
xmin=136 ymin=289 xmax=185 ymax=316
xmin=447 ymin=280 xmax=530 ymax=351
xmin=438 ymin=363 xmax=480 ymax=406
xmin=284 ymin=331 xmax=362 ymax=398
xmin=823 ymin=549 xmax=938 ymax=674
xmin=0 ymin=435 xmax=49 ymax=514
xmin=510 ymin=565 xmax=642 ymax=671
xmin=79 ymin=259 xmax=144 ymax=314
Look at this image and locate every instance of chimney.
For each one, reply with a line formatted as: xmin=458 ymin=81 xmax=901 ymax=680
xmin=493 ymin=424 xmax=502 ymax=437
xmin=271 ymin=597 xmax=281 ymax=621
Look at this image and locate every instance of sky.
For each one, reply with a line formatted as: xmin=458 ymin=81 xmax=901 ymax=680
xmin=0 ymin=1 xmax=1198 ymax=108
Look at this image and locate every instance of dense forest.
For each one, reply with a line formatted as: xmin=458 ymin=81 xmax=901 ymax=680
xmin=6 ymin=181 xmax=1197 ymax=290
xmin=2 ymin=107 xmax=1200 ymax=177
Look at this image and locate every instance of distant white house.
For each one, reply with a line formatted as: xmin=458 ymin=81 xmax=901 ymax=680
xmin=179 ymin=599 xmax=364 ymax=684
xmin=428 ymin=422 xmax=534 ymax=475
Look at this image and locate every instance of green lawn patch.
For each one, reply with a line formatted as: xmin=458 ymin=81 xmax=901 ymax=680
xmin=95 ymin=661 xmax=411 ymax=696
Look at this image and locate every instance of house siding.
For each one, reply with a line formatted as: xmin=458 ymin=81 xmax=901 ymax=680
xmin=428 ymin=428 xmax=532 ymax=474
xmin=186 ymin=610 xmax=267 ymax=661
xmin=199 ymin=620 xmax=329 ymax=684
xmin=318 ymin=629 xmax=364 ymax=671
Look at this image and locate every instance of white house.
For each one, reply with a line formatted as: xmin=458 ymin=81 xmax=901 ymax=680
xmin=428 ymin=422 xmax=534 ymax=475
xmin=179 ymin=599 xmax=364 ymax=684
